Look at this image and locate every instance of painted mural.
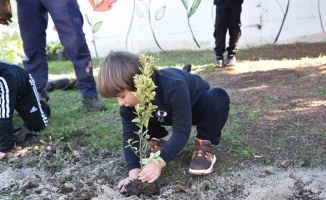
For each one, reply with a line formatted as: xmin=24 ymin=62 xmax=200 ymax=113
xmin=0 ymin=0 xmax=325 ymax=58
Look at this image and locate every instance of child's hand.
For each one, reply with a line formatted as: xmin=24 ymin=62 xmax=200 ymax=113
xmin=138 ymin=160 xmax=166 ymax=183
xmin=0 ymin=152 xmax=6 ymax=160
xmin=117 ymin=169 xmax=139 ymax=193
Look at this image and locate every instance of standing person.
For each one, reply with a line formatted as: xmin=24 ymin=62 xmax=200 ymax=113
xmin=96 ymin=51 xmax=230 ymax=192
xmin=16 ymin=0 xmax=106 ymax=111
xmin=213 ymin=0 xmax=243 ymax=68
xmin=0 ymin=62 xmax=50 ymax=160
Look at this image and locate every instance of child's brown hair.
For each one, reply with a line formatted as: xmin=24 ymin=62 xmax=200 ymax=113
xmin=97 ymin=51 xmax=159 ymax=98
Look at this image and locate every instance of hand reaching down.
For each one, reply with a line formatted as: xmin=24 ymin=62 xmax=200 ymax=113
xmin=138 ymin=160 xmax=166 ymax=183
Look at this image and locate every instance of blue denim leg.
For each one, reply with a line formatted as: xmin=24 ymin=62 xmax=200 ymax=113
xmin=17 ymin=0 xmax=49 ymax=94
xmin=43 ymin=0 xmax=98 ymax=98
xmin=18 ymin=0 xmax=98 ymax=98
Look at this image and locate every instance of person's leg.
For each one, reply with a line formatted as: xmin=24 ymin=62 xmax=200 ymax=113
xmin=195 ymin=88 xmax=230 ymax=144
xmin=0 ymin=73 xmax=17 ymax=158
xmin=226 ymin=7 xmax=242 ymax=65
xmin=15 ymin=74 xmax=49 ymax=132
xmin=43 ymin=0 xmax=106 ymax=111
xmin=43 ymin=0 xmax=96 ymax=98
xmin=17 ymin=0 xmax=49 ymax=101
xmin=213 ymin=8 xmax=230 ymax=67
xmin=189 ymin=88 xmax=230 ymax=175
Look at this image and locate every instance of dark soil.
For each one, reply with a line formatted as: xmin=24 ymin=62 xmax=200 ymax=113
xmin=1 ymin=42 xmax=325 ymax=200
xmin=124 ymin=179 xmax=160 ymax=197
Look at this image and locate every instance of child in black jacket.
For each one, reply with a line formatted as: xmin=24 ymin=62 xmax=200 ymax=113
xmin=97 ymin=51 xmax=230 ymax=193
xmin=0 ymin=62 xmax=50 ymax=160
xmin=214 ymin=0 xmax=244 ymax=67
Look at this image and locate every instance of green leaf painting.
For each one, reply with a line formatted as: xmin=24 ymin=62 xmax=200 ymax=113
xmin=188 ymin=0 xmax=201 ymax=18
xmin=93 ymin=21 xmax=103 ymax=33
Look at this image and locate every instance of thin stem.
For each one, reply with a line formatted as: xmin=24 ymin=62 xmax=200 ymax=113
xmin=91 ymin=10 xmax=99 ymax=59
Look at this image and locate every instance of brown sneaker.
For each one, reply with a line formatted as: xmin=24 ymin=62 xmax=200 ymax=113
xmin=189 ymin=138 xmax=216 ymax=175
xmin=144 ymin=138 xmax=166 ymax=158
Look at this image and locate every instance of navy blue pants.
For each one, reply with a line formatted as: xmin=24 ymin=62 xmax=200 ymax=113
xmin=151 ymin=88 xmax=230 ymax=145
xmin=17 ymin=0 xmax=98 ymax=99
xmin=192 ymin=88 xmax=230 ymax=145
xmin=214 ymin=7 xmax=242 ymax=56
xmin=0 ymin=63 xmax=49 ymax=152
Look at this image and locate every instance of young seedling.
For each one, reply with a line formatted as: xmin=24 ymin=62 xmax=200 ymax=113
xmin=126 ymin=54 xmax=163 ymax=170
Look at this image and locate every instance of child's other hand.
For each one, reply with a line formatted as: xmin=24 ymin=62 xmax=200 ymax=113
xmin=117 ymin=169 xmax=139 ymax=193
xmin=138 ymin=160 xmax=166 ymax=183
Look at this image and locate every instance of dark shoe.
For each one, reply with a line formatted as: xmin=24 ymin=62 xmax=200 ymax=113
xmin=63 ymin=79 xmax=77 ymax=90
xmin=81 ymin=97 xmax=106 ymax=111
xmin=14 ymin=128 xmax=27 ymax=144
xmin=214 ymin=55 xmax=224 ymax=68
xmin=45 ymin=78 xmax=70 ymax=92
xmin=182 ymin=64 xmax=192 ymax=72
xmin=40 ymin=100 xmax=51 ymax=118
xmin=0 ymin=141 xmax=15 ymax=153
xmin=189 ymin=138 xmax=216 ymax=175
xmin=144 ymin=138 xmax=166 ymax=158
xmin=14 ymin=127 xmax=39 ymax=144
xmin=38 ymin=91 xmax=49 ymax=102
xmin=227 ymin=55 xmax=236 ymax=66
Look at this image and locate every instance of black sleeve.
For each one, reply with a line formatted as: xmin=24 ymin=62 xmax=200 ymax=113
xmin=147 ymin=121 xmax=169 ymax=139
xmin=120 ymin=106 xmax=142 ymax=171
xmin=159 ymin=81 xmax=192 ymax=164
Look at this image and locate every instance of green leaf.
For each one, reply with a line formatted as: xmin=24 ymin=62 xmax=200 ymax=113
xmin=188 ymin=0 xmax=201 ymax=18
xmin=153 ymin=150 xmax=161 ymax=158
xmin=93 ymin=21 xmax=102 ymax=33
xmin=151 ymin=159 xmax=159 ymax=164
xmin=142 ymin=158 xmax=148 ymax=165
xmin=155 ymin=6 xmax=166 ymax=21
xmin=181 ymin=0 xmax=187 ymax=8
xmin=144 ymin=118 xmax=149 ymax=128
xmin=127 ymin=138 xmax=133 ymax=142
xmin=150 ymin=105 xmax=158 ymax=110
xmin=84 ymin=14 xmax=91 ymax=26
xmin=132 ymin=118 xmax=140 ymax=123
xmin=156 ymin=157 xmax=164 ymax=163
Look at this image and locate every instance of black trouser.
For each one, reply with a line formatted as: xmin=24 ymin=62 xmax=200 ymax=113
xmin=0 ymin=71 xmax=49 ymax=152
xmin=213 ymin=7 xmax=242 ymax=56
xmin=192 ymin=88 xmax=230 ymax=145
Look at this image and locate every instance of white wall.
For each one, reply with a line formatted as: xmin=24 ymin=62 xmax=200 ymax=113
xmin=1 ymin=0 xmax=326 ymax=58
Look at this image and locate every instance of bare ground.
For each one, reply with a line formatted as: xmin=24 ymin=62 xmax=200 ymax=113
xmin=1 ymin=43 xmax=326 ymax=200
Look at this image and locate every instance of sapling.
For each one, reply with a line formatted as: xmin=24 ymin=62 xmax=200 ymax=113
xmin=126 ymin=54 xmax=164 ymax=170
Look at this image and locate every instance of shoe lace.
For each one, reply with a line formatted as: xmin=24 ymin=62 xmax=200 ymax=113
xmin=193 ymin=139 xmax=214 ymax=160
xmin=192 ymin=149 xmax=207 ymax=158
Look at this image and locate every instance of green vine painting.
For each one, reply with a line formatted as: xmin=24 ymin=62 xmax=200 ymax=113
xmin=85 ymin=0 xmax=117 ymax=58
xmin=181 ymin=0 xmax=201 ymax=48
